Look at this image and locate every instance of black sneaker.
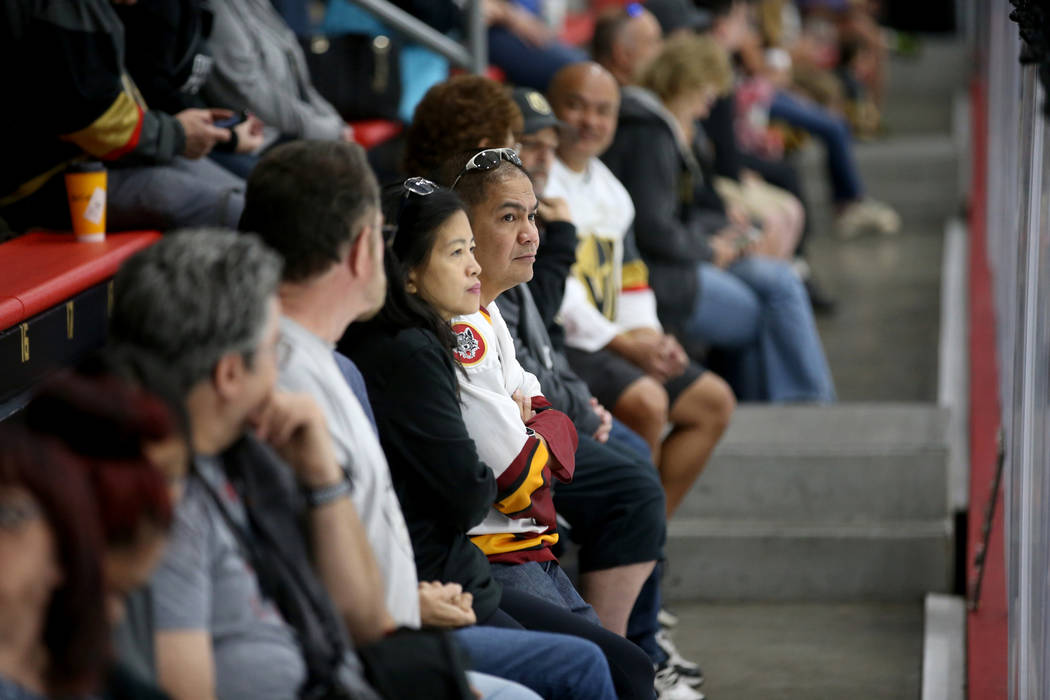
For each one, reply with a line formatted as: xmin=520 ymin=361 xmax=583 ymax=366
xmin=654 ymin=662 xmax=705 ymax=700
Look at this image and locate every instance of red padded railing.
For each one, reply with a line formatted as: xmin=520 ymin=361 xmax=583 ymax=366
xmin=0 ymin=231 xmax=161 ymax=329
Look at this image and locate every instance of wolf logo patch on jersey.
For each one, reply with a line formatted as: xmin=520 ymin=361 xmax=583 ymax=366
xmin=452 ymin=322 xmax=487 ymax=367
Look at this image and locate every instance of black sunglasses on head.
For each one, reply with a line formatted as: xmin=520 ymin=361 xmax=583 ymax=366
xmin=451 ymin=148 xmax=523 ymax=191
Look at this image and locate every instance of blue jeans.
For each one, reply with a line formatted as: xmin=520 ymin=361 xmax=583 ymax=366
xmin=456 ymin=626 xmax=616 ymax=700
xmin=685 ymin=258 xmax=836 ymax=402
xmin=769 ymin=90 xmax=863 ymax=203
xmin=467 ymin=671 xmax=543 ymax=700
xmin=490 ymin=561 xmax=603 ymax=626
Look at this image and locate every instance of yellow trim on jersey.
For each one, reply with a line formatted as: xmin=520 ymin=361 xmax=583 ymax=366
xmin=59 ymin=89 xmax=141 ymax=157
xmin=495 ymin=440 xmax=549 ymax=516
xmin=622 ymin=259 xmax=651 ymax=290
xmin=470 ymin=531 xmax=559 ymax=556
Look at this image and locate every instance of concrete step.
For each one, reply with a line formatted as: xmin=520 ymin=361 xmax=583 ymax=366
xmin=663 ymin=517 xmax=953 ymax=602
xmin=883 ymin=99 xmax=954 ymax=136
xmin=796 ymin=133 xmax=961 ymax=228
xmin=675 ymin=404 xmax=950 ymax=522
xmin=665 ymin=404 xmax=953 ymax=601
xmin=667 ymin=601 xmax=923 ymax=699
xmin=885 ymin=39 xmax=969 ymax=101
xmin=797 ymin=135 xmax=959 ymax=197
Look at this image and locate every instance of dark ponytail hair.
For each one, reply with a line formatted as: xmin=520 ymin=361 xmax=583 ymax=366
xmin=373 ymin=184 xmax=469 ymax=367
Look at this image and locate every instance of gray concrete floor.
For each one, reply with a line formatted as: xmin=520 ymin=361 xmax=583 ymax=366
xmin=656 ymin=39 xmax=963 ymax=699
xmin=668 ymin=602 xmax=924 ymax=700
xmin=808 ymin=224 xmax=943 ymax=402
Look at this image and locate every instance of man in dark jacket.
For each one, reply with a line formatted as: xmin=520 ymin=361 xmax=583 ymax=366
xmin=504 ymin=88 xmax=707 ymax=696
xmin=114 ymin=0 xmax=266 ymax=178
xmin=0 ymin=0 xmax=245 ymax=236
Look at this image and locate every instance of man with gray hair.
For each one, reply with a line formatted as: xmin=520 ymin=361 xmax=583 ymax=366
xmin=110 ymin=229 xmax=387 ymax=700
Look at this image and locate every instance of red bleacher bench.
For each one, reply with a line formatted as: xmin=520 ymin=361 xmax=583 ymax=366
xmin=350 ymin=119 xmax=404 ymax=150
xmin=0 ymin=231 xmax=161 ymax=417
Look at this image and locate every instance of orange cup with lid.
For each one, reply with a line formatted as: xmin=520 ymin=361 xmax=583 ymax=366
xmin=64 ymin=162 xmax=107 ymax=242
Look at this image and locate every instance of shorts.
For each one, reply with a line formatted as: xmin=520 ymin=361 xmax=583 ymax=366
xmin=563 ymin=346 xmax=704 ymax=411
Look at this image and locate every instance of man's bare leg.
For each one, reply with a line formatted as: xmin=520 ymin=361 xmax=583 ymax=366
xmin=660 ymin=372 xmax=735 ymax=517
xmin=579 ymin=560 xmax=657 ymax=636
xmin=612 ymin=377 xmax=669 ymax=464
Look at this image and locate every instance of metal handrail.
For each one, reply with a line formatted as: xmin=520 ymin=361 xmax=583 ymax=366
xmin=350 ymin=0 xmax=487 ymax=74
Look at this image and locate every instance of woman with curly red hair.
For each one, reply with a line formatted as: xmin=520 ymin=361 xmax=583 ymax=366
xmin=403 ymin=75 xmax=524 ymax=177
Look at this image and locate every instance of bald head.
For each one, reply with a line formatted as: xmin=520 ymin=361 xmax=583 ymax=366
xmin=593 ymin=8 xmax=663 ymax=85
xmin=548 ymin=63 xmax=621 ymax=169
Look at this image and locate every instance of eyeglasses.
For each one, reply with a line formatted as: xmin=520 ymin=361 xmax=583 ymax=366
xmin=387 ymin=177 xmax=440 ymax=247
xmin=0 ymin=498 xmax=41 ymax=531
xmin=450 ymin=148 xmax=523 ymax=191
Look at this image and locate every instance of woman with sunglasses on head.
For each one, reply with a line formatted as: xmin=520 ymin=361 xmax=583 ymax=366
xmin=343 ymin=177 xmax=656 ymax=700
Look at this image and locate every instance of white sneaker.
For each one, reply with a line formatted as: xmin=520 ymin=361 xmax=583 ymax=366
xmin=655 ymin=663 xmax=705 ymax=700
xmin=836 ymin=198 xmax=902 ymax=238
xmin=658 ymin=608 xmax=680 ymax=629
xmin=867 ymin=198 xmax=902 ymax=234
xmin=656 ymin=629 xmax=704 ymax=687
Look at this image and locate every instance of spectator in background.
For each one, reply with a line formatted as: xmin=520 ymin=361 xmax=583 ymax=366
xmin=590 ymin=2 xmax=664 ymax=87
xmin=0 ymin=0 xmax=245 ymax=238
xmin=109 ymin=230 xmax=384 ymax=700
xmin=403 ymin=75 xmax=523 ymax=178
xmin=485 ymin=0 xmax=588 ymax=90
xmin=596 ymin=2 xmax=805 ymax=265
xmin=203 ymin=0 xmax=355 ymax=148
xmin=114 ymin=0 xmax=266 ymax=178
xmin=0 ymin=427 xmax=109 ymax=699
xmin=600 ymin=39 xmax=835 ymax=403
xmin=545 ymin=63 xmax=736 ymax=512
xmin=638 ymin=0 xmax=837 ymax=312
xmin=701 ymin=0 xmax=900 ymax=238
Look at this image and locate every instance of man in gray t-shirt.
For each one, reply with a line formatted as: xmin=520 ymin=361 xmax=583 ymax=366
xmin=110 ymin=231 xmax=389 ymax=700
xmin=152 ymin=457 xmax=308 ymax=700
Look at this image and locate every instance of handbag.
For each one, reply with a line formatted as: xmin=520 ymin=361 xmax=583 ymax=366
xmin=301 ymin=33 xmax=402 ymax=122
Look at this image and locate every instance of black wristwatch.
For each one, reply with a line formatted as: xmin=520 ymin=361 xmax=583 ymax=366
xmin=304 ymin=475 xmax=352 ymax=508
